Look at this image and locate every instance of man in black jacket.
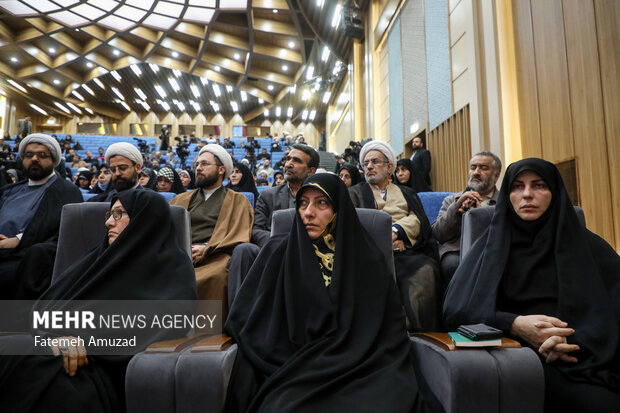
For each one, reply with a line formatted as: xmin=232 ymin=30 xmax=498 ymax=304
xmin=409 ymin=136 xmax=432 ymax=192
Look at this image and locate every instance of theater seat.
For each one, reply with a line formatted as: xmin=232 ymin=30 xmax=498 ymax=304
xmin=418 ymin=191 xmax=453 ymax=223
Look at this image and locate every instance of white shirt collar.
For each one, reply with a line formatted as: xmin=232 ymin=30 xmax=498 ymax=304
xmin=202 ymin=185 xmax=222 ymax=201
xmin=28 ymin=170 xmax=56 ymax=186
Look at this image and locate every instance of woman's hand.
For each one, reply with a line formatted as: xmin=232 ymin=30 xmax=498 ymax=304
xmin=49 ymin=336 xmax=89 ymax=376
xmin=510 ymin=315 xmax=574 ymax=348
xmin=538 ymin=335 xmax=580 ymax=364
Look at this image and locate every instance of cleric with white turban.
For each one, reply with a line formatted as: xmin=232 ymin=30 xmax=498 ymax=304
xmin=104 ymin=142 xmax=143 ymax=166
xmin=18 ymin=133 xmax=62 ymax=166
xmin=358 ymin=140 xmax=397 ymax=169
xmin=197 ymin=144 xmax=233 ymax=179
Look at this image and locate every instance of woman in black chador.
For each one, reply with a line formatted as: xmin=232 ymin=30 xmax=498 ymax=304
xmin=444 ymin=158 xmax=620 ymax=412
xmin=225 ymin=173 xmax=443 ymax=413
xmin=0 ymin=189 xmax=197 ymax=412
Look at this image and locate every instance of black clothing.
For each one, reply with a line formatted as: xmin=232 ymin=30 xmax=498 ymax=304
xmin=225 ymin=174 xmax=442 ymax=413
xmin=0 ymin=189 xmax=197 ymax=412
xmin=444 ymin=158 xmax=620 ymax=406
xmin=226 ymin=161 xmax=259 ymax=200
xmin=158 ymin=167 xmax=185 ymax=194
xmin=410 ymin=149 xmax=432 ymax=192
xmin=338 ymin=163 xmax=362 ymax=187
xmin=395 ymin=159 xmax=428 ymax=193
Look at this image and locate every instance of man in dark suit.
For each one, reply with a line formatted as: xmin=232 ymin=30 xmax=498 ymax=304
xmin=16 ymin=116 xmax=32 ymax=137
xmin=409 ymin=136 xmax=432 ymax=192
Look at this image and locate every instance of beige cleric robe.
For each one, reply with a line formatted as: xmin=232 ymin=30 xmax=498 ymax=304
xmin=370 ymin=183 xmax=421 ymax=247
xmin=170 ymin=188 xmax=254 ymax=313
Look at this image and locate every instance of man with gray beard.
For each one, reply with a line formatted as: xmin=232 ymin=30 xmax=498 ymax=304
xmin=432 ymin=151 xmax=502 ymax=286
xmin=0 ymin=133 xmax=82 ymax=298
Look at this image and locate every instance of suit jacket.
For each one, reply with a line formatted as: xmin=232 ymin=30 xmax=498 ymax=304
xmin=252 ymin=183 xmax=294 ymax=246
xmin=16 ymin=119 xmax=32 ymax=137
xmin=410 ymin=149 xmax=432 ymax=192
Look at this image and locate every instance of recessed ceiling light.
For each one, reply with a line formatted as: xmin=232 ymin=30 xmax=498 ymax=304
xmin=275 ymin=107 xmax=281 ymax=117
xmin=267 ymin=84 xmax=274 ymax=91
xmin=172 ymin=51 xmax=179 ymax=58
xmin=258 ymin=98 xmax=264 ymax=104
xmin=86 ymin=62 xmax=93 ymax=68
xmin=233 ymin=53 xmax=241 ymax=60
xmin=214 ymin=66 xmax=220 ymax=72
xmin=282 ymin=65 xmax=288 ymax=71
xmin=10 ymin=57 xmax=18 ymax=63
xmin=53 ymin=79 xmax=61 ymax=85
xmin=113 ymin=49 xmax=120 ymax=56
xmin=272 ymin=9 xmax=278 ymax=13
xmin=288 ymin=41 xmax=295 ymax=48
xmin=49 ymin=47 xmax=56 ymax=54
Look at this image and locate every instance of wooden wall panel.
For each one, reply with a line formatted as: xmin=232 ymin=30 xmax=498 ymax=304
xmin=427 ymin=104 xmax=471 ymax=192
xmin=594 ymin=0 xmax=620 ymax=247
xmin=511 ymin=0 xmax=542 ymax=157
xmin=563 ymin=0 xmax=615 ymax=245
xmin=529 ymin=0 xmax=574 ymax=161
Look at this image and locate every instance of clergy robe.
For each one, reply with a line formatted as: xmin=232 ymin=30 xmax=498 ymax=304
xmin=0 ymin=172 xmax=82 ymax=299
xmin=349 ymin=181 xmax=441 ymax=331
xmin=170 ymin=187 xmax=253 ymax=314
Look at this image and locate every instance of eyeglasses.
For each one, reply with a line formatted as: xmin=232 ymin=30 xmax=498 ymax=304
xmin=196 ymin=161 xmax=220 ymax=168
xmin=104 ymin=208 xmax=128 ymax=221
xmin=109 ymin=164 xmax=132 ymax=173
xmin=362 ymin=159 xmax=388 ymax=168
xmin=23 ymin=151 xmax=51 ymax=159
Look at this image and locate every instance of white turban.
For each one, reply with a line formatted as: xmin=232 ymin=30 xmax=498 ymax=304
xmin=105 ymin=142 xmax=143 ymax=166
xmin=18 ymin=133 xmax=62 ymax=166
xmin=197 ymin=144 xmax=233 ymax=179
xmin=359 ymin=141 xmax=396 ymax=167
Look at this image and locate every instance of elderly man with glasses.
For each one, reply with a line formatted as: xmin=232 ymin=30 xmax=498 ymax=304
xmin=0 ymin=133 xmax=82 ymax=299
xmin=349 ymin=141 xmax=441 ymax=332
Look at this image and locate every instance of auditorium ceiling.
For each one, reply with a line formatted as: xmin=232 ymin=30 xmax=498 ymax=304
xmin=0 ymin=0 xmax=367 ymax=125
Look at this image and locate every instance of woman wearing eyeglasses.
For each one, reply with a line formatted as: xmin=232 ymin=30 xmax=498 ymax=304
xmin=0 ymin=189 xmax=197 ymax=412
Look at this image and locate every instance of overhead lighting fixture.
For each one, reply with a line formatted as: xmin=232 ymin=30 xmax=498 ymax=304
xmin=175 ymin=101 xmax=185 ymax=111
xmin=241 ymin=91 xmax=247 ymax=102
xmin=290 ymin=84 xmax=297 ymax=94
xmin=321 ymin=46 xmax=330 ymax=62
xmin=86 ymin=62 xmax=94 ymax=68
xmin=275 ymin=106 xmax=281 ymax=117
xmin=140 ymin=101 xmax=151 ymax=111
xmin=113 ymin=49 xmax=120 ymax=56
xmin=172 ymin=51 xmax=179 ymax=58
xmin=10 ymin=57 xmax=18 ymax=63
xmin=302 ymin=89 xmax=311 ymax=101
xmin=158 ymin=100 xmax=171 ymax=111
xmin=155 ymin=85 xmax=167 ymax=99
xmin=410 ymin=122 xmax=420 ymax=134
xmin=119 ymin=101 xmax=131 ymax=111
xmin=210 ymin=101 xmax=220 ymax=112
xmin=134 ymin=88 xmax=147 ymax=100
xmin=72 ymin=90 xmax=84 ymax=101
xmin=331 ymin=4 xmax=342 ymax=28
xmin=7 ymin=79 xmax=27 ymax=92
xmin=48 ymin=47 xmax=56 ymax=54
xmin=316 ymin=0 xmax=324 ymax=7
xmin=309 ymin=110 xmax=317 ymax=120
xmin=66 ymin=102 xmax=82 ymax=114
xmin=84 ymin=107 xmax=94 ymax=115
xmin=110 ymin=70 xmax=122 ymax=81
xmin=191 ymin=102 xmax=201 ymax=112
xmin=267 ymin=84 xmax=274 ymax=91
xmin=264 ymin=109 xmax=269 ymax=117
xmin=233 ymin=53 xmax=241 ymax=60
xmin=226 ymin=85 xmax=233 ymax=93
xmin=54 ymin=102 xmax=71 ymax=114
xmin=322 ymin=91 xmax=331 ymax=103
xmin=82 ymin=84 xmax=95 ymax=95
xmin=212 ymin=84 xmax=221 ymax=97
xmin=258 ymin=98 xmax=264 ymax=104
xmin=168 ymin=77 xmax=180 ymax=91
xmin=301 ymin=110 xmax=308 ymax=120
xmin=214 ymin=66 xmax=220 ymax=72
xmin=130 ymin=64 xmax=142 ymax=76
xmin=288 ymin=41 xmax=295 ymax=48
xmin=272 ymin=9 xmax=278 ymax=13
xmin=149 ymin=63 xmax=159 ymax=73
xmin=306 ymin=66 xmax=314 ymax=80
xmin=287 ymin=107 xmax=293 ymax=117
xmin=190 ymin=84 xmax=200 ymax=98
xmin=201 ymin=77 xmax=209 ymax=86
xmin=282 ymin=64 xmax=288 ymax=71
xmin=29 ymin=104 xmax=48 ymax=115
xmin=111 ymin=87 xmax=125 ymax=101
xmin=231 ymin=101 xmax=239 ymax=112
xmin=53 ymin=79 xmax=61 ymax=85
xmin=173 ymin=69 xmax=182 ymax=78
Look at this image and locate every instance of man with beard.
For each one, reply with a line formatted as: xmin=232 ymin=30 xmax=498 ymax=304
xmin=409 ymin=136 xmax=432 ymax=192
xmin=88 ymin=142 xmax=144 ymax=202
xmin=349 ymin=141 xmax=441 ymax=332
xmin=0 ymin=133 xmax=82 ymax=299
xmin=170 ymin=145 xmax=253 ymax=313
xmin=432 ymin=151 xmax=501 ymax=286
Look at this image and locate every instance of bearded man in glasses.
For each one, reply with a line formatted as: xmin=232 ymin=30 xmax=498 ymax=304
xmin=349 ymin=140 xmax=441 ymax=332
xmin=88 ymin=142 xmax=145 ymax=203
xmin=0 ymin=133 xmax=82 ymax=299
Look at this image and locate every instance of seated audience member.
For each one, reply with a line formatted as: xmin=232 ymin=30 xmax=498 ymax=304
xmin=349 ymin=141 xmax=440 ymax=331
xmin=247 ymin=136 xmax=261 ymax=151
xmin=74 ymin=170 xmax=93 ymax=193
xmin=0 ymin=189 xmax=197 ymax=412
xmin=0 ymin=134 xmax=82 ymax=299
xmin=137 ymin=167 xmax=157 ymax=190
xmin=88 ymin=142 xmax=144 ymax=203
xmin=273 ymin=170 xmax=284 ymax=186
xmin=156 ymin=166 xmax=185 ymax=194
xmin=338 ymin=164 xmax=362 ymax=188
xmin=150 ymin=158 xmax=161 ymax=171
xmin=432 ymin=152 xmax=501 ymax=286
xmin=256 ymin=159 xmax=274 ymax=178
xmin=82 ymin=151 xmax=97 ymax=167
xmin=96 ymin=147 xmax=105 ymax=163
xmin=226 ymin=160 xmax=259 ymax=201
xmin=170 ymin=145 xmax=253 ymax=311
xmin=0 ymin=137 xmax=11 ymax=154
xmin=225 ymin=174 xmax=443 ymax=413
xmin=179 ymin=169 xmax=195 ymax=190
xmin=271 ymin=137 xmax=282 ymax=152
xmin=2 ymin=131 xmax=11 ymax=141
xmin=89 ymin=164 xmax=112 ymax=194
xmin=69 ymin=154 xmax=88 ymax=169
xmin=256 ymin=148 xmax=271 ymax=162
xmin=5 ymin=169 xmax=21 ymax=184
xmin=394 ymin=159 xmax=425 ymax=192
xmin=222 ymin=137 xmax=235 ymax=149
xmin=444 ymin=158 xmax=620 ymax=412
xmin=255 ymin=171 xmax=270 ymax=187
xmin=244 ymin=150 xmax=256 ymax=169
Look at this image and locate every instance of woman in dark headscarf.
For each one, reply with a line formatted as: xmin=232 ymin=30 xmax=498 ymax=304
xmin=225 ymin=173 xmax=443 ymax=413
xmin=89 ymin=164 xmax=112 ymax=194
xmin=138 ymin=167 xmax=157 ymax=190
xmin=0 ymin=190 xmax=197 ymax=412
xmin=178 ymin=169 xmax=195 ymax=190
xmin=444 ymin=158 xmax=620 ymax=412
xmin=226 ymin=160 xmax=259 ymax=200
xmin=394 ymin=159 xmax=429 ymax=193
xmin=337 ymin=163 xmax=362 ymax=188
